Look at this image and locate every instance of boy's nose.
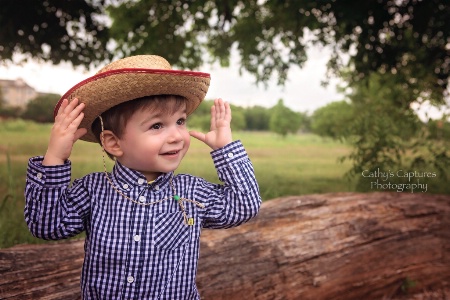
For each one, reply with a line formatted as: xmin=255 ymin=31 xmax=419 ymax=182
xmin=167 ymin=126 xmax=183 ymax=143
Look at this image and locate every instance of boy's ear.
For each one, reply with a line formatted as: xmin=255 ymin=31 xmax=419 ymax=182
xmin=101 ymin=130 xmax=123 ymax=157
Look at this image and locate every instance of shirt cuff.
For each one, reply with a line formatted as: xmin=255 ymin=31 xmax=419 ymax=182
xmin=210 ymin=140 xmax=248 ymax=169
xmin=27 ymin=156 xmax=72 ymax=187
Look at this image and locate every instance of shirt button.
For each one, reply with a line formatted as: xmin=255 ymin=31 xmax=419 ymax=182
xmin=137 ymin=178 xmax=145 ymax=185
xmin=154 ymin=185 xmax=159 ymax=191
xmin=134 ymin=235 xmax=141 ymax=242
xmin=36 ymin=173 xmax=43 ymax=179
xmin=227 ymin=152 xmax=234 ymax=158
xmin=127 ymin=276 xmax=134 ymax=283
xmin=138 ymin=196 xmax=146 ymax=203
xmin=122 ymin=184 xmax=129 ymax=189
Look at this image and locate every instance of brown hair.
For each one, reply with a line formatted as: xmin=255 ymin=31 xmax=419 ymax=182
xmin=92 ymin=95 xmax=187 ymax=159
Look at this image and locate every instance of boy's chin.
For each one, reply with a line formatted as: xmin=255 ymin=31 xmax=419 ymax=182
xmin=159 ymin=163 xmax=182 ymax=174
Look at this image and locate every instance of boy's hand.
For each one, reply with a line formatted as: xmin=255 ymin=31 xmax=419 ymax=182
xmin=43 ymin=98 xmax=87 ymax=166
xmin=190 ymin=98 xmax=233 ymax=150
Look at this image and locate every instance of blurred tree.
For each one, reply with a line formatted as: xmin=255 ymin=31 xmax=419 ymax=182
xmin=310 ymin=101 xmax=354 ymax=138
xmin=229 ymin=104 xmax=246 ymax=131
xmin=297 ymin=111 xmax=312 ymax=133
xmin=188 ymin=100 xmax=212 ymax=131
xmin=2 ymin=0 xmax=446 ymax=101
xmin=428 ymin=119 xmax=450 ymax=140
xmin=0 ymin=0 xmax=111 ymax=67
xmin=21 ymin=94 xmax=60 ymax=123
xmin=244 ymin=106 xmax=271 ymax=131
xmin=0 ymin=106 xmax=22 ymax=119
xmin=106 ymin=0 xmax=449 ymax=103
xmin=269 ymin=99 xmax=301 ymax=137
xmin=339 ymin=72 xmax=449 ymax=189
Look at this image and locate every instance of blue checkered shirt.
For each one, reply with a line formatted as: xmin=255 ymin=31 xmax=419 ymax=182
xmin=24 ymin=141 xmax=261 ymax=299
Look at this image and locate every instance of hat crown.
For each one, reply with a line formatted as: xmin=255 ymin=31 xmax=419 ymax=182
xmin=97 ymin=55 xmax=172 ymax=74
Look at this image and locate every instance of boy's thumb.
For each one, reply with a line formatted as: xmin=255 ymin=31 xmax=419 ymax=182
xmin=189 ymin=131 xmax=206 ymax=143
xmin=74 ymin=128 xmax=88 ymax=142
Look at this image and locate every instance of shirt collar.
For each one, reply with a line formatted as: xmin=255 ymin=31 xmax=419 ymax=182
xmin=111 ymin=160 xmax=173 ymax=190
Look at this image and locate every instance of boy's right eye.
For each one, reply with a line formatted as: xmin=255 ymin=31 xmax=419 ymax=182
xmin=150 ymin=123 xmax=162 ymax=130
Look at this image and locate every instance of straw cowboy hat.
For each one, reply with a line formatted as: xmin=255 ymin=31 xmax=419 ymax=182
xmin=55 ymin=55 xmax=211 ymax=143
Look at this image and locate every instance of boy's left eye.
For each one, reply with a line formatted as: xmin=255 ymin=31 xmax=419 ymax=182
xmin=177 ymin=118 xmax=186 ymax=126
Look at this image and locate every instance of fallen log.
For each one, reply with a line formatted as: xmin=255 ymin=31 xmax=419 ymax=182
xmin=0 ymin=192 xmax=449 ymax=299
xmin=197 ymin=192 xmax=450 ymax=299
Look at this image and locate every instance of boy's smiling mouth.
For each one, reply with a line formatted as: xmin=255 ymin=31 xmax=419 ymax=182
xmin=161 ymin=150 xmax=181 ymax=156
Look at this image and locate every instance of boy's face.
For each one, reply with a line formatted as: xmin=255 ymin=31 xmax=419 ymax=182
xmin=116 ymin=102 xmax=190 ymax=181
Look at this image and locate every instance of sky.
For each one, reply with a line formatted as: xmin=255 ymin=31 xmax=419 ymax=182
xmin=0 ymin=46 xmax=344 ymax=115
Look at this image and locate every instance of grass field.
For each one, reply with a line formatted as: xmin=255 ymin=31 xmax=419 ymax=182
xmin=1 ymin=119 xmax=448 ymax=248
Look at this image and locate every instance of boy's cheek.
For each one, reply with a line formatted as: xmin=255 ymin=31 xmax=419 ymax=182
xmin=184 ymin=136 xmax=191 ymax=153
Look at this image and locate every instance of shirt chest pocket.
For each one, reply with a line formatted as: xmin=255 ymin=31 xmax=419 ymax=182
xmin=152 ymin=212 xmax=192 ymax=250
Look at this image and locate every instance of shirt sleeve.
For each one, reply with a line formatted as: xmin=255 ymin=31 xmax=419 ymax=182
xmin=24 ymin=156 xmax=90 ymax=240
xmin=196 ymin=140 xmax=262 ymax=229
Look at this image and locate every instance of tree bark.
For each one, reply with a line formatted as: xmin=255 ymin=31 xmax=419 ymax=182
xmin=1 ymin=192 xmax=449 ymax=299
xmin=197 ymin=192 xmax=450 ymax=299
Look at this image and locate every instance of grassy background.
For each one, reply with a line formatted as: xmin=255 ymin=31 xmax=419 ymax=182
xmin=1 ymin=119 xmax=448 ymax=249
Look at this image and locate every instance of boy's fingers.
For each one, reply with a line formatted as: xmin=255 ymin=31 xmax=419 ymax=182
xmin=61 ymin=102 xmax=85 ymax=128
xmin=214 ymin=98 xmax=222 ymax=118
xmin=63 ymin=98 xmax=78 ymax=113
xmin=214 ymin=98 xmax=230 ymax=122
xmin=225 ymin=102 xmax=232 ymax=121
xmin=210 ymin=105 xmax=217 ymax=130
xmin=56 ymin=99 xmax=69 ymax=117
xmin=71 ymin=111 xmax=85 ymax=127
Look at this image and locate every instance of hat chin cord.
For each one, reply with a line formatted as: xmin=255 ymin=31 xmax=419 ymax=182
xmin=97 ymin=115 xmax=204 ymax=225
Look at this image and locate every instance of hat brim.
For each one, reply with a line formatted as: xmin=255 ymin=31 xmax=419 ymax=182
xmin=56 ymin=68 xmax=210 ymax=143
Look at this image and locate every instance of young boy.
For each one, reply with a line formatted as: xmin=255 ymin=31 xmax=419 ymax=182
xmin=24 ymin=55 xmax=261 ymax=299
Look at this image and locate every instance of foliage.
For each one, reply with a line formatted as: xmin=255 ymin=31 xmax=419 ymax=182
xmin=0 ymin=106 xmax=22 ymax=119
xmin=0 ymin=0 xmax=111 ymax=67
xmin=21 ymin=94 xmax=60 ymax=123
xmin=244 ymin=106 xmax=271 ymax=131
xmin=310 ymin=101 xmax=354 ymax=138
xmin=187 ymin=100 xmax=213 ymax=131
xmin=229 ymin=104 xmax=246 ymax=131
xmin=269 ymin=99 xmax=301 ymax=137
xmin=324 ymin=1 xmax=449 ymax=103
xmin=427 ymin=119 xmax=450 ymax=140
xmin=338 ymin=72 xmax=450 ymax=189
xmin=297 ymin=111 xmax=312 ymax=133
xmin=107 ymin=0 xmax=206 ymax=70
xmin=1 ymin=1 xmax=447 ymax=102
xmin=108 ymin=0 xmax=448 ymax=101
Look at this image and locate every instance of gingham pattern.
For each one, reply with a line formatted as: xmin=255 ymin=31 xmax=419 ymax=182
xmin=24 ymin=141 xmax=261 ymax=300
